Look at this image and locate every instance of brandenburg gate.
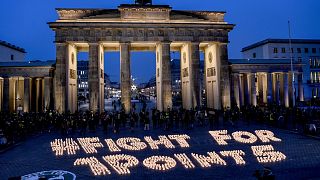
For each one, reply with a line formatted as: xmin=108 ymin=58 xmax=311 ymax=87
xmin=49 ymin=3 xmax=234 ymax=113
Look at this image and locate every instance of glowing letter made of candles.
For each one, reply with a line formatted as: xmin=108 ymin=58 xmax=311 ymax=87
xmin=144 ymin=136 xmax=175 ymax=150
xmin=255 ymin=130 xmax=282 ymax=143
xmin=209 ymin=130 xmax=232 ymax=145
xmin=220 ymin=150 xmax=246 ymax=165
xmin=191 ymin=151 xmax=227 ymax=168
xmin=74 ymin=157 xmax=111 ymax=176
xmin=251 ymin=145 xmax=286 ymax=163
xmin=50 ymin=138 xmax=80 ymax=156
xmin=103 ymin=154 xmax=139 ymax=175
xmin=168 ymin=134 xmax=191 ymax=148
xmin=116 ymin=137 xmax=147 ymax=151
xmin=77 ymin=137 xmax=104 ymax=154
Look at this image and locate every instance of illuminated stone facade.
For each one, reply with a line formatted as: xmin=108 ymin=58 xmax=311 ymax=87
xmin=49 ymin=3 xmax=234 ymax=113
xmin=0 ymin=61 xmax=55 ymax=112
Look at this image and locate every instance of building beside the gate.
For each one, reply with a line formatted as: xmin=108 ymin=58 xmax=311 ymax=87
xmin=229 ymin=59 xmax=303 ymax=108
xmin=0 ymin=40 xmax=26 ymax=62
xmin=0 ymin=60 xmax=55 ymax=112
xmin=242 ymin=39 xmax=320 ymax=100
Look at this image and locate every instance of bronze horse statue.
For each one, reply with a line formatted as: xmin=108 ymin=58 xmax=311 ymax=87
xmin=135 ymin=0 xmax=152 ymax=5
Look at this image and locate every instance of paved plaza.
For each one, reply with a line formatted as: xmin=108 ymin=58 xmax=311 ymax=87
xmin=1 ymin=121 xmax=320 ymax=180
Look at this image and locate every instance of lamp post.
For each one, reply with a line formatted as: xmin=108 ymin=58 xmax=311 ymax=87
xmin=288 ymin=21 xmax=296 ymax=107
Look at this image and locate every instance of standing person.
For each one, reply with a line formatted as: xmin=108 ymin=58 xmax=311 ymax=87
xmin=113 ymin=101 xmax=117 ymax=111
xmin=152 ymin=109 xmax=156 ymax=129
xmin=130 ymin=112 xmax=135 ymax=132
xmin=144 ymin=111 xmax=150 ymax=131
xmin=102 ymin=113 xmax=109 ymax=134
xmin=80 ymin=115 xmax=87 ymax=136
xmin=139 ymin=110 xmax=145 ymax=128
xmin=114 ymin=111 xmax=121 ymax=133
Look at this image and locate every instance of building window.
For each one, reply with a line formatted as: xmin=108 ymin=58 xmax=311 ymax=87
xmin=281 ymin=48 xmax=286 ymax=53
xmin=291 ymin=48 xmax=294 ymax=53
xmin=297 ymin=48 xmax=301 ymax=53
xmin=312 ymin=48 xmax=317 ymax=54
xmin=252 ymin=53 xmax=256 ymax=58
xmin=10 ymin=54 xmax=14 ymax=60
xmin=305 ymin=48 xmax=309 ymax=53
xmin=298 ymin=57 xmax=302 ymax=62
xmin=273 ymin=48 xmax=278 ymax=54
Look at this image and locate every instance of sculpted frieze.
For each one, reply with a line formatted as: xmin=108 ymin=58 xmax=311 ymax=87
xmin=55 ymin=27 xmax=229 ymax=43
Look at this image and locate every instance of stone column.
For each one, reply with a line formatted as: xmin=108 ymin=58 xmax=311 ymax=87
xmin=266 ymin=73 xmax=273 ymax=104
xmin=250 ymin=73 xmax=257 ymax=106
xmin=15 ymin=78 xmax=24 ymax=112
xmin=180 ymin=43 xmax=193 ymax=110
xmin=89 ymin=43 xmax=105 ymax=114
xmin=24 ymin=77 xmax=31 ymax=112
xmin=283 ymin=73 xmax=289 ymax=107
xmin=156 ymin=42 xmax=172 ymax=112
xmin=3 ymin=78 xmax=9 ymax=111
xmin=9 ymin=78 xmax=15 ymax=112
xmin=243 ymin=73 xmax=250 ymax=105
xmin=44 ymin=77 xmax=53 ymax=111
xmin=35 ymin=78 xmax=40 ymax=112
xmin=204 ymin=43 xmax=221 ymax=110
xmin=239 ymin=74 xmax=245 ymax=107
xmin=0 ymin=78 xmax=2 ymax=111
xmin=219 ymin=44 xmax=231 ymax=108
xmin=120 ymin=42 xmax=131 ymax=113
xmin=273 ymin=73 xmax=280 ymax=105
xmin=233 ymin=73 xmax=240 ymax=108
xmin=55 ymin=43 xmax=67 ymax=113
xmin=298 ymin=73 xmax=304 ymax=101
xmin=257 ymin=73 xmax=264 ymax=104
xmin=66 ymin=44 xmax=78 ymax=113
xmin=262 ymin=73 xmax=267 ymax=104
xmin=191 ymin=42 xmax=201 ymax=109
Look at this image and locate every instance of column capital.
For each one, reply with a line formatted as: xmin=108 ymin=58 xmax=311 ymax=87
xmin=88 ymin=42 xmax=100 ymax=46
xmin=157 ymin=41 xmax=171 ymax=45
xmin=190 ymin=41 xmax=200 ymax=46
xmin=119 ymin=41 xmax=131 ymax=45
xmin=55 ymin=42 xmax=68 ymax=46
xmin=44 ymin=76 xmax=53 ymax=80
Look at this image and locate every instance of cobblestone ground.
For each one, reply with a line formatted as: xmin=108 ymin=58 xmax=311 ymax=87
xmin=1 ymin=122 xmax=320 ymax=180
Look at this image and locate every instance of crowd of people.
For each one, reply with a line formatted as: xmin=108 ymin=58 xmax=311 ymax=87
xmin=1 ymin=101 xmax=320 ymax=150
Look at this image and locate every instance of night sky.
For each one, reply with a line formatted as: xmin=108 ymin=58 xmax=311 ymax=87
xmin=1 ymin=0 xmax=319 ymax=83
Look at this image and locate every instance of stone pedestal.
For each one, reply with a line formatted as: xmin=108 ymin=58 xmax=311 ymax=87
xmin=120 ymin=43 xmax=131 ymax=113
xmin=89 ymin=43 xmax=104 ymax=113
xmin=156 ymin=42 xmax=172 ymax=112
